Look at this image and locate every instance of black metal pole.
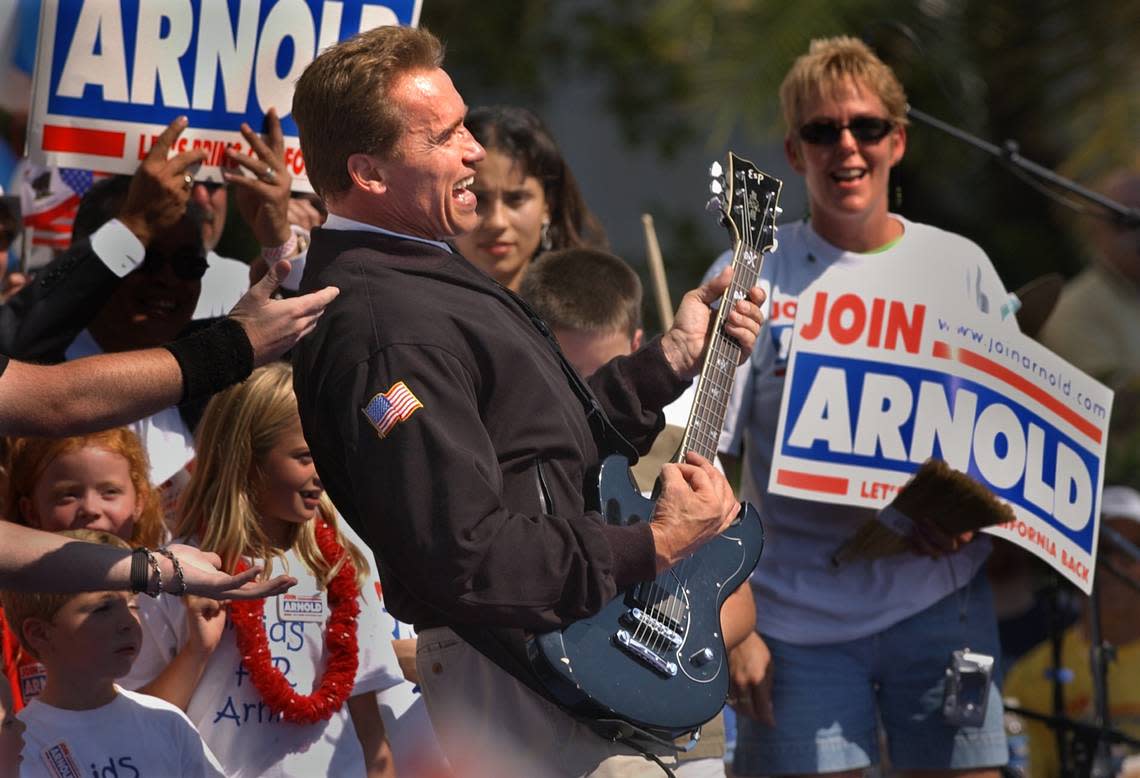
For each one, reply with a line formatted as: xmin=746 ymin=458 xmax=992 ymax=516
xmin=905 ymin=106 xmax=1140 ymax=228
xmin=1085 ymin=579 xmax=1115 ymax=778
xmin=1046 ymin=572 xmax=1071 ymax=777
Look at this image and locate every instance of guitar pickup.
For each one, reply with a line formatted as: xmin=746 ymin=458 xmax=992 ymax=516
xmin=621 ymin=608 xmax=684 ymax=648
xmin=615 ymin=629 xmax=678 ymax=677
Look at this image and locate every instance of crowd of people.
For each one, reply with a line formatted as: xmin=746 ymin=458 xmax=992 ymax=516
xmin=0 ymin=19 xmax=1135 ymax=778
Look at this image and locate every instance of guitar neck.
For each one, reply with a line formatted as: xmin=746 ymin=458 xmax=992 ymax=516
xmin=677 ymin=151 xmax=781 ymax=465
xmin=678 ymin=247 xmax=760 ymax=462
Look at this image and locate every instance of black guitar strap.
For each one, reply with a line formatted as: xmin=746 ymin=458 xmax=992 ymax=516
xmin=500 ymin=285 xmax=640 ymax=463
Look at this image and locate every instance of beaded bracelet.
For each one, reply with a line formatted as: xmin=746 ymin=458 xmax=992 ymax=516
xmin=143 ymin=550 xmax=164 ymax=597
xmin=130 ymin=547 xmax=164 ymax=597
xmin=155 ymin=547 xmax=187 ymax=596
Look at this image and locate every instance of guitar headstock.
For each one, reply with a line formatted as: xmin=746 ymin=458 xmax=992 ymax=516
xmin=708 ymin=152 xmax=783 ymax=261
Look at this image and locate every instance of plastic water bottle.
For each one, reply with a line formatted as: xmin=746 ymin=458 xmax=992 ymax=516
xmin=1004 ymin=697 xmax=1030 ymax=778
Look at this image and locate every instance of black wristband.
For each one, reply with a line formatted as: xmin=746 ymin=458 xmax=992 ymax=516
xmin=129 ymin=547 xmax=151 ymax=593
xmin=163 ymin=317 xmax=255 ymax=404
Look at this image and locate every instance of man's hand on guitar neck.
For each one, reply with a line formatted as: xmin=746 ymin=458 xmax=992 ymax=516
xmin=661 ymin=265 xmax=766 ymax=380
xmin=649 ymin=452 xmax=741 ymax=572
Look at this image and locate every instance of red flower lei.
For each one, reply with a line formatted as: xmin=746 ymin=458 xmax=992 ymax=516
xmin=229 ymin=518 xmax=361 ymax=724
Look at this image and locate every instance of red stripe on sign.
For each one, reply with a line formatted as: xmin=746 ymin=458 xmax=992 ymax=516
xmin=42 ymin=125 xmax=126 ymax=157
xmin=775 ymin=469 xmax=848 ymax=495
xmin=954 ymin=346 xmax=1102 ymax=444
xmin=932 ymin=340 xmax=951 ymax=359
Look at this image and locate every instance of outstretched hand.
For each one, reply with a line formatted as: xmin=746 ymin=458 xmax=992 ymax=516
xmin=660 ymin=266 xmax=765 ymax=381
xmin=168 ymin=544 xmax=297 ymax=600
xmin=227 ymin=258 xmax=339 ymax=365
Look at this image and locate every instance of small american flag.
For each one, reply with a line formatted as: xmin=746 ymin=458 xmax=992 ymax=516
xmin=20 ymin=163 xmax=108 ymax=253
xmin=362 ymin=381 xmax=424 ymax=439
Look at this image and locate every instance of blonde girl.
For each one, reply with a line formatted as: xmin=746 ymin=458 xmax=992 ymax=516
xmin=122 ymin=362 xmax=400 ymax=778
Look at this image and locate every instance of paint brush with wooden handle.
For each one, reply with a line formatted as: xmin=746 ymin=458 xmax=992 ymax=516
xmin=832 ymin=458 xmax=1016 ymax=565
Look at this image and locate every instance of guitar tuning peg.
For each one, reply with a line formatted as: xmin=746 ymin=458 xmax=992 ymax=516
xmin=775 ymin=207 xmax=783 ymax=215
xmin=705 ymin=196 xmax=723 ymax=213
xmin=770 ymin=239 xmax=779 ymax=252
xmin=709 ymin=179 xmax=723 ymax=195
xmin=709 ymin=161 xmax=723 ymax=177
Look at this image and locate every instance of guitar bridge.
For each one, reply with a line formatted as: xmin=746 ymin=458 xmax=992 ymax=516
xmin=615 ymin=629 xmax=678 ymax=677
xmin=622 ymin=608 xmax=684 ymax=649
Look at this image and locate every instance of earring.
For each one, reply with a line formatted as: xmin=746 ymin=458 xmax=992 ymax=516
xmin=540 ymin=218 xmax=552 ymax=252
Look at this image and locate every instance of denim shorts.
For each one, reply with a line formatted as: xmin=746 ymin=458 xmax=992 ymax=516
xmin=734 ymin=574 xmax=1008 ymax=775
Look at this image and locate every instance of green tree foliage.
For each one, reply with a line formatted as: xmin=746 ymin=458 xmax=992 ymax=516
xmin=425 ymin=0 xmax=1139 ymax=293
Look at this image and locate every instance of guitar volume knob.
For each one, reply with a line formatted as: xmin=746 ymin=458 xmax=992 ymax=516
xmin=689 ymin=647 xmax=715 ymax=666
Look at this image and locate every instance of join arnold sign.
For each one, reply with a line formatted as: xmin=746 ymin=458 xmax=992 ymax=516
xmin=27 ymin=0 xmax=422 ymax=190
xmin=768 ymin=265 xmax=1113 ymax=593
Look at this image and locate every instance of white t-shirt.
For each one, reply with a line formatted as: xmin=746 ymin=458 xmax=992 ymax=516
xmin=193 ymin=251 xmax=250 ymax=320
xmin=123 ymin=523 xmax=403 ymax=778
xmin=17 ymin=687 xmax=224 ymax=778
xmin=710 ymin=216 xmax=1019 ymax=644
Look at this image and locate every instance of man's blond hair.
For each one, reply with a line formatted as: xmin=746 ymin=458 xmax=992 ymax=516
xmin=0 ymin=530 xmax=130 ymax=659
xmin=779 ymin=36 xmax=909 ymax=134
xmin=293 ymin=25 xmax=444 ymax=200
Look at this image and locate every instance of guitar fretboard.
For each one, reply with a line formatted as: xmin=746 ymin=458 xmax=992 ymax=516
xmin=678 ymin=247 xmax=760 ymax=462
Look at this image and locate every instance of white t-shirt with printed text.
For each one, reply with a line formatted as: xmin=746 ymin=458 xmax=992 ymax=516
xmin=709 ymin=217 xmax=1019 ymax=645
xmin=122 ymin=523 xmax=403 ymax=777
xmin=18 ymin=686 xmax=224 ymax=778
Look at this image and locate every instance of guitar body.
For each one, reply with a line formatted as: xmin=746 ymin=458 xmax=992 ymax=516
xmin=528 ymin=454 xmax=764 ymax=736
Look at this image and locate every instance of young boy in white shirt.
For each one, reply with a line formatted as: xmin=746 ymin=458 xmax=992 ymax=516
xmin=0 ymin=531 xmax=223 ymax=778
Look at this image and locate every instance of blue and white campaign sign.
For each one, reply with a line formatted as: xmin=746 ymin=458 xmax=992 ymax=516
xmin=768 ymin=269 xmax=1113 ymax=592
xmin=27 ymin=0 xmax=422 ymax=190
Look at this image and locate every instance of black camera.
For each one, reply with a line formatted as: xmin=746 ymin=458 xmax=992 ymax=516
xmin=942 ymin=649 xmax=993 ymax=727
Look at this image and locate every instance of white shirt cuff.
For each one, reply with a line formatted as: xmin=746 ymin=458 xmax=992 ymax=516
xmin=89 ymin=219 xmax=146 ymax=277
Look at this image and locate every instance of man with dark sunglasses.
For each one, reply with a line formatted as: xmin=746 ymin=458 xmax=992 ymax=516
xmin=713 ymin=36 xmax=1016 ymax=778
xmin=189 ymin=110 xmax=301 ymax=320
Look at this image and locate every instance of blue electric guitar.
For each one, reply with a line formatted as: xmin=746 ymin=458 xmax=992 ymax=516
xmin=527 ymin=153 xmax=783 ymax=742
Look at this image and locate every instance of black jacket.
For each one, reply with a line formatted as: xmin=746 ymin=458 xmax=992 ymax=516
xmin=293 ymin=229 xmax=687 ymax=633
xmin=1 ymin=238 xmax=122 ymax=362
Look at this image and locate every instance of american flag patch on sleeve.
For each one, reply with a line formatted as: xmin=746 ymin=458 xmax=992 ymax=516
xmin=362 ymin=381 xmax=424 ymax=438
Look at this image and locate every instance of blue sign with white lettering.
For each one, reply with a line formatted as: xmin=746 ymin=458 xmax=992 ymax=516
xmin=29 ymin=0 xmax=421 ymax=188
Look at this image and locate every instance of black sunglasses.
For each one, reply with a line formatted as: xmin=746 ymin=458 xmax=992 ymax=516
xmin=140 ymin=248 xmax=209 ymax=281
xmin=798 ymin=116 xmax=895 ymax=146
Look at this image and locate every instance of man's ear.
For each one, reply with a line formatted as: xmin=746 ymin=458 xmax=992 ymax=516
xmin=22 ymin=618 xmax=52 ymax=660
xmin=631 ymin=328 xmax=644 ymax=351
xmin=784 ymin=135 xmax=806 ymax=174
xmin=346 ymin=154 xmax=387 ymax=195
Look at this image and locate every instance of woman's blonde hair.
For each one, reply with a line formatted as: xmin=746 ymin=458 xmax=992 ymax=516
xmin=5 ymin=428 xmax=165 ymax=549
xmin=779 ymin=36 xmax=910 ymax=134
xmin=176 ymin=361 xmax=369 ymax=587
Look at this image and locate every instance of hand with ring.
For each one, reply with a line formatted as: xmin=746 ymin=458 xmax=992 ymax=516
xmin=224 ymin=108 xmax=293 ymax=251
xmin=118 ymin=116 xmax=207 ymax=247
